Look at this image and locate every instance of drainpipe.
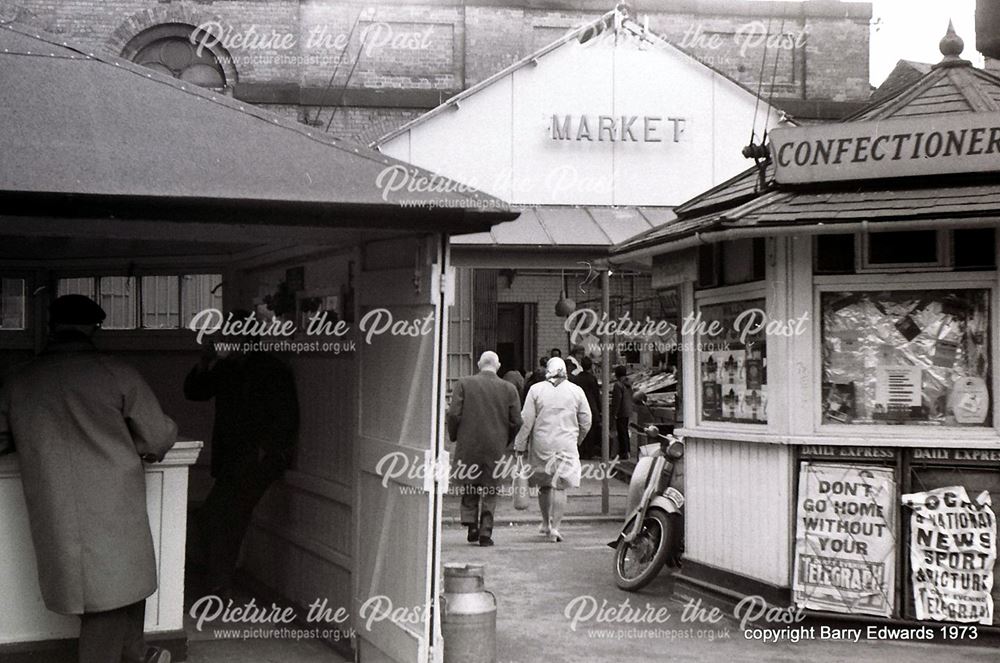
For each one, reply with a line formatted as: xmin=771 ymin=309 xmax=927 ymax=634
xmin=601 ymin=268 xmax=611 ymax=515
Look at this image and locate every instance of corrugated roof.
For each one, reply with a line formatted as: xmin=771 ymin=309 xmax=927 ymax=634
xmin=453 ymin=205 xmax=674 ymax=248
xmin=0 ymin=21 xmax=515 ymax=230
xmin=614 ymin=25 xmax=1000 ymax=257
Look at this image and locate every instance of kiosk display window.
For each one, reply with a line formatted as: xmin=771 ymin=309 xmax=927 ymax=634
xmin=821 ymin=289 xmax=991 ymax=426
xmin=0 ymin=278 xmax=25 ymax=330
xmin=698 ymin=298 xmax=767 ymax=424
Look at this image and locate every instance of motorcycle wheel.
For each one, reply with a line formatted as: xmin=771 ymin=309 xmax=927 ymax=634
xmin=613 ymin=509 xmax=676 ymax=592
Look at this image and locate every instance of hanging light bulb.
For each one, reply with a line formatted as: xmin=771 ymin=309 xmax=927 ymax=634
xmin=554 ymin=267 xmax=576 ymax=317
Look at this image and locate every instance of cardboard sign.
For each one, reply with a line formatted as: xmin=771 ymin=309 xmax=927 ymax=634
xmin=793 ymin=463 xmax=896 ymax=617
xmin=902 ymin=486 xmax=997 ymax=625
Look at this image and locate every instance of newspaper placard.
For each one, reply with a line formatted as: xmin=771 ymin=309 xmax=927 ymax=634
xmin=902 ymin=486 xmax=997 ymax=625
xmin=793 ymin=463 xmax=896 ymax=617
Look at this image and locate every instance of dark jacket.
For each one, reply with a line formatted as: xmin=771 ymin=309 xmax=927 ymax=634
xmin=447 ymin=370 xmax=522 ymax=486
xmin=571 ymin=370 xmax=601 ymax=422
xmin=611 ymin=377 xmax=634 ymax=421
xmin=0 ymin=336 xmax=177 ymax=614
xmin=185 ymin=352 xmax=299 ymax=478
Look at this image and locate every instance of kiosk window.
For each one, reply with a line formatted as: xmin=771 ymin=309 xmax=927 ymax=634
xmin=0 ymin=278 xmax=26 ymax=330
xmin=697 ymin=298 xmax=767 ymax=424
xmin=822 ymin=289 xmax=991 ymax=426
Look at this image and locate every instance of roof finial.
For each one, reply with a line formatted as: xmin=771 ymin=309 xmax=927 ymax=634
xmin=939 ymin=19 xmax=965 ymax=59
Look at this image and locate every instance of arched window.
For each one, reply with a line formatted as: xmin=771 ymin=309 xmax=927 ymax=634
xmin=122 ymin=24 xmax=230 ymax=90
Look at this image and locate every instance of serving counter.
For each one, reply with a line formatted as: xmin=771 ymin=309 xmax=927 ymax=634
xmin=0 ymin=440 xmax=202 ymax=656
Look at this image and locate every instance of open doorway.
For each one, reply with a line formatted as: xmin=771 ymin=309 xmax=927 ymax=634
xmin=496 ymin=303 xmax=536 ymax=377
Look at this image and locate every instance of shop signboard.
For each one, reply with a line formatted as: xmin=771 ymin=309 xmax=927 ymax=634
xmin=770 ymin=111 xmax=1000 ymax=184
xmin=902 ymin=486 xmax=997 ymax=625
xmin=793 ymin=463 xmax=896 ymax=617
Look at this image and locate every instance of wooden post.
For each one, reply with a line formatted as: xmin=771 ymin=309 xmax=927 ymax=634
xmin=601 ymin=268 xmax=611 ymax=515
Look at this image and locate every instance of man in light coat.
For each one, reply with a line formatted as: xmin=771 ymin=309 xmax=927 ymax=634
xmin=446 ymin=351 xmax=522 ymax=546
xmin=0 ymin=295 xmax=177 ymax=663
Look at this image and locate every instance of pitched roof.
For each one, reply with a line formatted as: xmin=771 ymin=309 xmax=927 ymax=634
xmin=452 ymin=205 xmax=676 ymax=248
xmin=614 ymin=26 xmax=1000 ymax=257
xmin=0 ymin=21 xmax=516 ymax=231
xmin=373 ymin=5 xmax=793 ymax=147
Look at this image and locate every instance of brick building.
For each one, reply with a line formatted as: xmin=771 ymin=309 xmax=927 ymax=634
xmin=3 ymin=0 xmax=872 ymax=143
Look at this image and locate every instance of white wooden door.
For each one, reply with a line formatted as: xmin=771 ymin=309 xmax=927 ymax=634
xmin=354 ymin=235 xmax=450 ymax=663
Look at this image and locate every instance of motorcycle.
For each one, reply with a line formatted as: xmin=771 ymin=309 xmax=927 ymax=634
xmin=608 ymin=424 xmax=684 ymax=591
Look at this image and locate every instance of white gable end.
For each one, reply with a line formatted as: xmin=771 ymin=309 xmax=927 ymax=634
xmin=379 ymin=18 xmax=785 ymax=207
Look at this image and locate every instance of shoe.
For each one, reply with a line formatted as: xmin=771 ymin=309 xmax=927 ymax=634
xmin=538 ymin=521 xmax=550 ymax=536
xmin=466 ymin=526 xmax=479 ymax=543
xmin=548 ymin=529 xmax=563 ymax=543
xmin=478 ymin=536 xmax=495 ymax=547
xmin=144 ymin=647 xmax=172 ymax=663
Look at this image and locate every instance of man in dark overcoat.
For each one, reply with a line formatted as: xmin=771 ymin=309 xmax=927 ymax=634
xmin=446 ymin=351 xmax=522 ymax=546
xmin=0 ymin=295 xmax=177 ymax=663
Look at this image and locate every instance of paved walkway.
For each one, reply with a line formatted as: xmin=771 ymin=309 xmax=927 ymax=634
xmin=442 ymin=521 xmax=998 ymax=663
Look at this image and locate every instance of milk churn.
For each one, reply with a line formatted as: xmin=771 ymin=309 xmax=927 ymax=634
xmin=441 ymin=563 xmax=497 ymax=663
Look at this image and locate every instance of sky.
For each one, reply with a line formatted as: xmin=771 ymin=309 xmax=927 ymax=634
xmin=753 ymin=0 xmax=985 ymax=87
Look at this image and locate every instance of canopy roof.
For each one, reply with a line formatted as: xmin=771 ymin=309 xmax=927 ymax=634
xmin=0 ymin=21 xmax=516 ymax=232
xmin=614 ymin=25 xmax=1000 ymax=258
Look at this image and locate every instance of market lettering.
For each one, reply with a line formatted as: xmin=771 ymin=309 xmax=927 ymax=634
xmin=550 ymin=114 xmax=686 ymax=143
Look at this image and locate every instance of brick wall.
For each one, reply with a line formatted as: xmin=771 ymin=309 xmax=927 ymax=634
xmin=9 ymin=0 xmax=873 ymax=141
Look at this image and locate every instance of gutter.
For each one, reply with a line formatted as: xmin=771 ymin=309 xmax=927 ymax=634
xmin=613 ymin=215 xmax=1000 ymax=263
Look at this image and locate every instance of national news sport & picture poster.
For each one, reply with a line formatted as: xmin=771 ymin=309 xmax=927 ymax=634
xmin=793 ymin=463 xmax=896 ymax=617
xmin=902 ymin=486 xmax=997 ymax=625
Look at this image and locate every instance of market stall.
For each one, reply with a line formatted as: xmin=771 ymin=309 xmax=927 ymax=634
xmin=613 ymin=26 xmax=1000 ymax=628
xmin=0 ymin=20 xmax=514 ymax=662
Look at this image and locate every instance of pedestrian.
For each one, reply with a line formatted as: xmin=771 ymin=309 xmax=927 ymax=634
xmin=522 ymin=357 xmax=548 ymax=404
xmin=549 ymin=347 xmax=562 ymax=358
xmin=502 ymin=369 xmax=524 ymax=395
xmin=514 ymin=357 xmax=592 ymax=542
xmin=184 ymin=310 xmax=299 ymax=597
xmin=565 ymin=344 xmax=585 ymax=377
xmin=0 ymin=295 xmax=177 ymax=663
xmin=571 ymin=357 xmax=602 ymax=459
xmin=610 ymin=365 xmax=634 ymax=460
xmin=447 ymin=351 xmax=523 ymax=546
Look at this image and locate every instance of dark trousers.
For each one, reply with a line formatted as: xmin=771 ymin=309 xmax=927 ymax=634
xmin=614 ymin=418 xmax=631 ymax=459
xmin=78 ymin=599 xmax=146 ymax=663
xmin=459 ymin=486 xmax=497 ymax=538
xmin=199 ymin=458 xmax=282 ymax=592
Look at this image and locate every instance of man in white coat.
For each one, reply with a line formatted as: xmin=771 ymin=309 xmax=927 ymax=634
xmin=0 ymin=295 xmax=177 ymax=663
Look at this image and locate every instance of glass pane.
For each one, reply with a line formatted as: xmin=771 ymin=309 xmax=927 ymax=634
xmin=141 ymin=276 xmax=179 ymax=329
xmin=822 ymin=290 xmax=991 ymax=426
xmin=57 ymin=277 xmax=95 ymax=298
xmin=98 ymin=277 xmax=137 ymax=329
xmin=697 ymin=298 xmax=767 ymax=424
xmin=0 ymin=278 xmax=26 ymax=330
xmin=181 ymin=274 xmax=223 ymax=328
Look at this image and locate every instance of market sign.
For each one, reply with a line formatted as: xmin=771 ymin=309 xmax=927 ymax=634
xmin=792 ymin=463 xmax=896 ymax=617
xmin=902 ymin=486 xmax=997 ymax=625
xmin=770 ymin=112 xmax=1000 ymax=184
xmin=549 ymin=114 xmax=687 ymax=143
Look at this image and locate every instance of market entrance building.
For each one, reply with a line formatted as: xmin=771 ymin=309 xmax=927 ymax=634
xmin=0 ymin=20 xmax=515 ymax=662
xmin=375 ymin=5 xmax=786 ymax=409
xmin=614 ymin=26 xmax=1000 ymax=627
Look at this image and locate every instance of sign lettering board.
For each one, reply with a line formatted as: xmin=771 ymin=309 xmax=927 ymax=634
xmin=902 ymin=486 xmax=997 ymax=625
xmin=793 ymin=462 xmax=896 ymax=617
xmin=770 ymin=111 xmax=1000 ymax=184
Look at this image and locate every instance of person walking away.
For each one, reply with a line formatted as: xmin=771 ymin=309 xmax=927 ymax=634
xmin=610 ymin=365 xmax=634 ymax=460
xmin=184 ymin=310 xmax=299 ymax=596
xmin=521 ymin=357 xmax=548 ymax=405
xmin=447 ymin=351 xmax=522 ymax=546
xmin=514 ymin=357 xmax=591 ymax=542
xmin=0 ymin=295 xmax=177 ymax=663
xmin=571 ymin=357 xmax=602 ymax=459
xmin=502 ymin=369 xmax=524 ymax=396
xmin=565 ymin=344 xmax=585 ymax=378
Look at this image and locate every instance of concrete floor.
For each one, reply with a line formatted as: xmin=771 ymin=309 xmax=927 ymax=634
xmin=442 ymin=520 xmax=999 ymax=663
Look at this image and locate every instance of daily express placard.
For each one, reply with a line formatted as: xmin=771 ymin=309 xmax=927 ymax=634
xmin=902 ymin=486 xmax=997 ymax=625
xmin=793 ymin=463 xmax=896 ymax=617
xmin=770 ymin=112 xmax=1000 ymax=184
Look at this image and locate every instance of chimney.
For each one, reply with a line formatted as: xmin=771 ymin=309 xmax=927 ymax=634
xmin=977 ymin=0 xmax=1000 ymax=59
